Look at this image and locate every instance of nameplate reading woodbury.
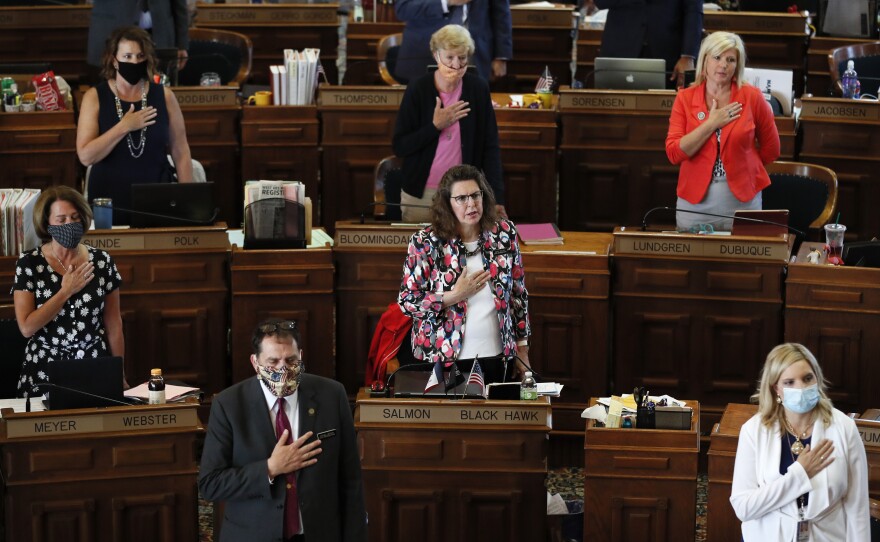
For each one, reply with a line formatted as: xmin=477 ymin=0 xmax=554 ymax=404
xmin=83 ymin=224 xmax=229 ymax=251
xmin=318 ymin=86 xmax=405 ymax=107
xmin=174 ymin=86 xmax=238 ymax=107
xmin=613 ymin=228 xmax=790 ymax=262
xmin=359 ymin=397 xmax=551 ymax=427
xmin=3 ymin=404 xmax=200 ymax=439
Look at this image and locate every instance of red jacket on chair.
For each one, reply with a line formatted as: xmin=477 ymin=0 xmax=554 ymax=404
xmin=666 ymin=81 xmax=781 ymax=204
xmin=365 ymin=302 xmax=412 ymax=386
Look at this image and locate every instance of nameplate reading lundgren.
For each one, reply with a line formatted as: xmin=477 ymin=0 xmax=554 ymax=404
xmin=359 ymin=399 xmax=551 ymax=427
xmin=558 ymin=90 xmax=675 ymax=112
xmin=800 ymin=98 xmax=879 ymax=121
xmin=174 ymin=86 xmax=238 ymax=107
xmin=84 ymin=227 xmax=230 ymax=252
xmin=197 ymin=5 xmax=338 ymax=24
xmin=334 ymin=224 xmax=418 ymax=248
xmin=3 ymin=405 xmax=200 ymax=439
xmin=319 ymin=87 xmax=405 ymax=107
xmin=613 ymin=229 xmax=790 ymax=262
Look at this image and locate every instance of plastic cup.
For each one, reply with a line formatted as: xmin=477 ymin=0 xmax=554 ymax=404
xmin=824 ymin=223 xmax=846 ymax=261
xmin=20 ymin=99 xmax=35 ymax=112
xmin=93 ymin=198 xmax=113 ymax=229
xmin=199 ymin=72 xmax=221 ymax=87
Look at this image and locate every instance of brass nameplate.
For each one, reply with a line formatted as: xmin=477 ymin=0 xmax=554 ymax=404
xmin=319 ymin=86 xmax=405 ymax=107
xmin=0 ymin=6 xmax=91 ymax=28
xmin=558 ymin=90 xmax=676 ymax=111
xmin=704 ymin=11 xmax=808 ymax=34
xmin=174 ymin=86 xmax=238 ymax=107
xmin=613 ymin=230 xmax=790 ymax=262
xmin=800 ymin=98 xmax=879 ymax=121
xmin=334 ymin=224 xmax=418 ymax=248
xmin=4 ymin=405 xmax=200 ymax=439
xmin=84 ymin=230 xmax=230 ymax=251
xmin=859 ymin=425 xmax=880 ymax=449
xmin=359 ymin=399 xmax=551 ymax=427
xmin=197 ymin=5 xmax=338 ymax=25
xmin=510 ymin=6 xmax=573 ymax=27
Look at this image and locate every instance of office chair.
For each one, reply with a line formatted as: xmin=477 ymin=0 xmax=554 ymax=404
xmin=377 ymin=33 xmax=406 ymax=86
xmin=763 ymin=161 xmax=838 ymax=242
xmin=177 ymin=28 xmax=253 ymax=87
xmin=374 ymin=155 xmax=402 ymax=220
xmin=827 ymin=42 xmax=880 ymax=96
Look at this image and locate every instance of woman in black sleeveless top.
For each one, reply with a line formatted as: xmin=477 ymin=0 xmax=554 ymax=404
xmin=77 ymin=26 xmax=192 ymax=225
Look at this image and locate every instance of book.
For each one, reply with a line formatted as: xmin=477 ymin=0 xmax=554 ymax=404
xmin=517 ymin=223 xmax=563 ymax=245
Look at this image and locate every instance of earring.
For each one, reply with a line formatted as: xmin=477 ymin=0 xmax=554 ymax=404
xmin=775 ymin=395 xmax=782 ymax=404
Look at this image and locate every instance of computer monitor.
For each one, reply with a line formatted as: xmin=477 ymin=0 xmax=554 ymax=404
xmin=130 ymin=182 xmax=218 ymax=228
xmin=45 ymin=356 xmax=126 ymax=410
xmin=593 ymin=57 xmax=667 ymax=90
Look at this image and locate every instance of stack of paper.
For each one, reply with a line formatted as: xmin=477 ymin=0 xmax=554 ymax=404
xmin=244 ymin=180 xmax=307 ymax=240
xmin=0 ymin=188 xmax=40 ymax=256
xmin=269 ymin=48 xmax=321 ymax=106
xmin=517 ymin=223 xmax=563 ymax=245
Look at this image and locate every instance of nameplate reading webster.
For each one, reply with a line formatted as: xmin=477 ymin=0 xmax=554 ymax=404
xmin=319 ymin=87 xmax=405 ymax=107
xmin=197 ymin=5 xmax=338 ymax=24
xmin=4 ymin=405 xmax=200 ymax=439
xmin=558 ymin=90 xmax=675 ymax=112
xmin=174 ymin=86 xmax=238 ymax=107
xmin=359 ymin=400 xmax=551 ymax=427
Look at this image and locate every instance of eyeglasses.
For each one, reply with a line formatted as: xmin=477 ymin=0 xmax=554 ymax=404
xmin=450 ymin=191 xmax=483 ymax=206
xmin=258 ymin=321 xmax=297 ymax=334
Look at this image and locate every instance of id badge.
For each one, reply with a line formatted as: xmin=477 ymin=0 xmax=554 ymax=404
xmin=796 ymin=520 xmax=810 ymax=541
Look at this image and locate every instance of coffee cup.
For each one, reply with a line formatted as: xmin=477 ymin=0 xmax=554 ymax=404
xmin=824 ymin=223 xmax=846 ymax=263
xmin=247 ymin=91 xmax=273 ymax=106
xmin=536 ymin=90 xmax=553 ymax=110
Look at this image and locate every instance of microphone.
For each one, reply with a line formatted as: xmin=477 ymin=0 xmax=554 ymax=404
xmin=640 ymin=206 xmax=805 ymax=238
xmin=37 ymin=382 xmax=134 ymax=408
xmin=108 ymin=205 xmax=220 ymax=226
xmin=359 ymin=201 xmax=431 ymax=224
xmin=383 ymin=362 xmax=435 ymax=397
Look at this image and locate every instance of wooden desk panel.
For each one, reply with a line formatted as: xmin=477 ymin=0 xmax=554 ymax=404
xmin=505 ymin=5 xmax=575 ymax=92
xmin=584 ymin=399 xmax=700 ymax=542
xmin=344 ymin=21 xmax=404 ymax=85
xmin=0 ymin=6 xmax=91 ymax=84
xmin=229 ymin=245 xmax=335 ymax=384
xmin=0 ymin=111 xmax=79 ymax=190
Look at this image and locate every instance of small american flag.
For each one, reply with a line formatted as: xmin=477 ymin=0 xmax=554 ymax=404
xmin=535 ymin=65 xmax=554 ymax=93
xmin=466 ymin=360 xmax=485 ymax=397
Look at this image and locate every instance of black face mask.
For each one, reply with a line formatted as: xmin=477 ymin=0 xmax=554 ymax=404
xmin=116 ymin=60 xmax=148 ymax=86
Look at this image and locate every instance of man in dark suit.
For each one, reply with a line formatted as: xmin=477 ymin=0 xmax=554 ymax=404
xmin=199 ymin=319 xmax=367 ymax=542
xmin=394 ymin=0 xmax=512 ymax=83
xmin=594 ymin=0 xmax=703 ymax=88
xmin=87 ymin=0 xmax=190 ymax=69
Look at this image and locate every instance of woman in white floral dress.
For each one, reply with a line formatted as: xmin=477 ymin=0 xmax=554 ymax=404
xmin=11 ymin=186 xmax=124 ymax=397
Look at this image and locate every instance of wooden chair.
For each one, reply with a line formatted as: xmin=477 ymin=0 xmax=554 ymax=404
xmin=827 ymin=41 xmax=880 ymax=96
xmin=374 ymin=155 xmax=402 ymax=219
xmin=763 ymin=161 xmax=838 ymax=241
xmin=377 ymin=33 xmax=405 ymax=86
xmin=177 ymin=27 xmax=253 ymax=87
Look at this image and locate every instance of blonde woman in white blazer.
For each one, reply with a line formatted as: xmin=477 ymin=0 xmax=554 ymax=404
xmin=730 ymin=343 xmax=869 ymax=541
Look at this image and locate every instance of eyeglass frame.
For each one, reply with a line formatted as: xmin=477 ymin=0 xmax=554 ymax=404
xmin=258 ymin=321 xmax=297 ymax=334
xmin=450 ymin=190 xmax=484 ymax=206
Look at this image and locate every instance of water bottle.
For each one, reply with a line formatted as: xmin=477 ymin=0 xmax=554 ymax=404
xmin=148 ymin=368 xmax=166 ymax=404
xmin=842 ymin=60 xmax=861 ymax=99
xmin=520 ymin=371 xmax=537 ymax=401
xmin=353 ymin=0 xmax=364 ymax=22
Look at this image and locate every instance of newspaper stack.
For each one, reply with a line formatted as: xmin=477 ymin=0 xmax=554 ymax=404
xmin=0 ymin=188 xmax=40 ymax=257
xmin=269 ymin=48 xmax=321 ymax=105
xmin=244 ymin=180 xmax=306 ymax=240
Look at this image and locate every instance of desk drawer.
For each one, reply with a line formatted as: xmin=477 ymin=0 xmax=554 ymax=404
xmin=232 ymin=266 xmax=332 ymax=294
xmin=584 ymin=447 xmax=697 ymax=479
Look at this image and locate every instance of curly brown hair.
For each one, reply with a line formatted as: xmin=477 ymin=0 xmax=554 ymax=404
xmin=429 ymin=164 xmax=499 ymax=240
xmin=32 ymin=186 xmax=93 ymax=242
xmin=100 ymin=26 xmax=158 ymax=81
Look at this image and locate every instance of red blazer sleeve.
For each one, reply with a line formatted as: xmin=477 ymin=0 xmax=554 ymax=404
xmin=665 ymin=88 xmax=691 ymax=165
xmin=752 ymin=93 xmax=780 ymax=165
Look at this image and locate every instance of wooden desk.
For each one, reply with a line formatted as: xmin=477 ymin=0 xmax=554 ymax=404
xmin=356 ymin=391 xmax=550 ymax=542
xmin=229 ymin=243 xmax=335 ymax=384
xmin=194 ymin=3 xmax=340 ymax=85
xmin=0 ymin=402 xmax=203 ymax=542
xmin=612 ymin=229 xmax=791 ymax=435
xmin=506 ymin=4 xmax=575 ymax=92
xmin=0 ymin=111 xmax=78 ymax=190
xmin=799 ymin=97 xmax=880 ymax=240
xmin=708 ymin=403 xmax=880 ymax=542
xmin=0 ymin=5 xmax=91 ymax=84
xmin=343 ymin=21 xmax=404 ymax=85
xmin=584 ymin=398 xmax=700 ymax=542
xmin=786 ymin=242 xmax=880 ymax=414
xmin=240 ymin=105 xmax=320 ymax=223
xmin=703 ymin=11 xmax=810 ymax=97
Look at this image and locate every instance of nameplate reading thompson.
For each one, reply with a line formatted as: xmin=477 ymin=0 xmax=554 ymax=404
xmin=359 ymin=399 xmax=551 ymax=427
xmin=558 ymin=90 xmax=675 ymax=112
xmin=174 ymin=86 xmax=238 ymax=107
xmin=4 ymin=405 xmax=200 ymax=439
xmin=318 ymin=87 xmax=405 ymax=107
xmin=613 ymin=230 xmax=790 ymax=262
xmin=84 ymin=229 xmax=230 ymax=251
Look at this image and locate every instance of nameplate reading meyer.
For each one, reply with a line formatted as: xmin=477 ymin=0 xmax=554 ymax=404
xmin=558 ymin=90 xmax=676 ymax=112
xmin=358 ymin=399 xmax=551 ymax=427
xmin=800 ymin=98 xmax=879 ymax=122
xmin=334 ymin=223 xmax=418 ymax=248
xmin=174 ymin=86 xmax=238 ymax=107
xmin=84 ymin=227 xmax=230 ymax=251
xmin=3 ymin=405 xmax=200 ymax=439
xmin=196 ymin=4 xmax=338 ymax=25
xmin=613 ymin=229 xmax=790 ymax=262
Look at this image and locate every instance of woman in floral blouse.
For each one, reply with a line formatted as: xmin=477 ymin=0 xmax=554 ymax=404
xmin=12 ymin=186 xmax=125 ymax=397
xmin=398 ymin=164 xmax=530 ymax=381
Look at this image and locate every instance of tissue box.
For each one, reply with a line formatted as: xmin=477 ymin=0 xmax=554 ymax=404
xmin=654 ymin=406 xmax=692 ymax=430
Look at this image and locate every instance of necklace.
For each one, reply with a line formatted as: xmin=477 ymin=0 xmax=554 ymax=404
xmin=112 ymin=80 xmax=148 ymax=159
xmin=462 ymin=239 xmax=481 ymax=258
xmin=51 ymin=245 xmax=75 ymax=274
xmin=783 ymin=415 xmax=812 ymax=456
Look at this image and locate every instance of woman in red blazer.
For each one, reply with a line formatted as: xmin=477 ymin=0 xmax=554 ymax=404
xmin=665 ymin=31 xmax=780 ymax=232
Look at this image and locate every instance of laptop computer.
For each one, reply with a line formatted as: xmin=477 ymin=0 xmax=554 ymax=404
xmin=130 ymin=182 xmax=217 ymax=228
xmin=392 ymin=358 xmax=512 ymax=399
xmin=593 ymin=57 xmax=667 ymax=90
xmin=731 ymin=209 xmax=790 ymax=237
xmin=45 ymin=356 xmax=127 ymax=410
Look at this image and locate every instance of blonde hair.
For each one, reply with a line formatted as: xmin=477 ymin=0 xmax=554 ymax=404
xmin=694 ymin=31 xmax=747 ymax=86
xmin=429 ymin=24 xmax=475 ymax=57
xmin=753 ymin=343 xmax=834 ymax=431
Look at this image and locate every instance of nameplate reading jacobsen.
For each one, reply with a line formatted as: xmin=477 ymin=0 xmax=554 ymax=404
xmin=4 ymin=406 xmax=200 ymax=439
xmin=359 ymin=401 xmax=550 ymax=426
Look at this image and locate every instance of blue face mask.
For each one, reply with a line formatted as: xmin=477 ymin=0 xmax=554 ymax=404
xmin=781 ymin=384 xmax=820 ymax=414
